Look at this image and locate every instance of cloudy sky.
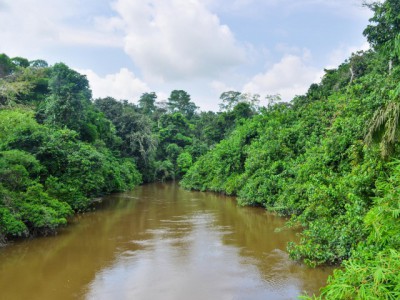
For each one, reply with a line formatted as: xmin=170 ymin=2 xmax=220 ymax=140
xmin=0 ymin=0 xmax=373 ymax=110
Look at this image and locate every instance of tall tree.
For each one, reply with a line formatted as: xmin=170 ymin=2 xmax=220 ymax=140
xmin=44 ymin=63 xmax=91 ymax=133
xmin=219 ymin=91 xmax=242 ymax=111
xmin=219 ymin=91 xmax=260 ymax=112
xmin=363 ymin=0 xmax=400 ymax=52
xmin=11 ymin=57 xmax=30 ymax=68
xmin=94 ymin=97 xmax=158 ymax=181
xmin=29 ymin=59 xmax=49 ymax=69
xmin=363 ymin=0 xmax=400 ymax=72
xmin=138 ymin=92 xmax=157 ymax=115
xmin=0 ymin=54 xmax=15 ymax=78
xmin=167 ymin=90 xmax=198 ymax=118
xmin=94 ymin=97 xmax=124 ymax=121
xmin=366 ymin=99 xmax=400 ymax=158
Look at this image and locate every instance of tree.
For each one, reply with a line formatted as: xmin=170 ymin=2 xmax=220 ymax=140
xmin=365 ymin=100 xmax=400 ymax=158
xmin=0 ymin=66 xmax=46 ymax=106
xmin=349 ymin=50 xmax=372 ymax=83
xmin=0 ymin=76 xmax=33 ymax=106
xmin=44 ymin=63 xmax=92 ymax=133
xmin=118 ymin=111 xmax=158 ymax=164
xmin=193 ymin=111 xmax=222 ymax=145
xmin=158 ymin=112 xmax=192 ymax=148
xmin=94 ymin=97 xmax=124 ymax=121
xmin=219 ymin=91 xmax=260 ymax=112
xmin=11 ymin=57 xmax=30 ymax=68
xmin=219 ymin=91 xmax=242 ymax=111
xmin=231 ymin=102 xmax=254 ymax=121
xmin=94 ymin=97 xmax=158 ymax=181
xmin=242 ymin=93 xmax=261 ymax=110
xmin=167 ymin=90 xmax=198 ymax=118
xmin=29 ymin=59 xmax=48 ymax=69
xmin=138 ymin=92 xmax=157 ymax=115
xmin=156 ymin=112 xmax=193 ymax=180
xmin=363 ymin=0 xmax=400 ymax=72
xmin=177 ymin=152 xmax=193 ymax=176
xmin=363 ymin=0 xmax=400 ymax=51
xmin=0 ymin=54 xmax=15 ymax=78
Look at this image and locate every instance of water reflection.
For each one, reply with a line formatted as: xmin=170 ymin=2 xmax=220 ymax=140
xmin=0 ymin=183 xmax=332 ymax=300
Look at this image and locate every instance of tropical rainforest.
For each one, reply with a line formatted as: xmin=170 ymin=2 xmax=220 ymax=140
xmin=0 ymin=53 xmax=250 ymax=243
xmin=0 ymin=0 xmax=399 ymax=298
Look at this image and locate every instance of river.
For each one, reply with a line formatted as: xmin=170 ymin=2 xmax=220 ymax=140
xmin=0 ymin=183 xmax=332 ymax=299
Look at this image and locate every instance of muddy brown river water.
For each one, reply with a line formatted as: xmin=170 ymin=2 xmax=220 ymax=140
xmin=0 ymin=183 xmax=333 ymax=299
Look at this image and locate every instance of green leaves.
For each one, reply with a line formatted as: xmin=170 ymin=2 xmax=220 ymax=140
xmin=19 ymin=183 xmax=72 ymax=230
xmin=167 ymin=90 xmax=198 ymax=118
xmin=394 ymin=34 xmax=400 ymax=59
xmin=363 ymin=0 xmax=400 ymax=55
xmin=320 ymin=249 xmax=400 ymax=299
xmin=0 ymin=107 xmax=141 ymax=240
xmin=182 ymin=49 xmax=396 ymax=276
xmin=0 ymin=183 xmax=27 ymax=238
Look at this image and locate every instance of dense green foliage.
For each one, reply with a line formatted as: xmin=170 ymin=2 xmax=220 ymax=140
xmin=181 ymin=1 xmax=400 ymax=297
xmin=0 ymin=108 xmax=141 ymax=242
xmin=0 ymin=58 xmax=142 ymax=243
xmin=182 ymin=65 xmax=385 ymax=265
xmin=0 ymin=53 xmax=254 ymax=244
xmin=93 ymin=89 xmax=256 ymax=182
xmin=316 ymin=161 xmax=400 ymax=299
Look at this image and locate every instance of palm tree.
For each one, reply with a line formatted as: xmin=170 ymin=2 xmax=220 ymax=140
xmin=365 ymin=100 xmax=400 ymax=158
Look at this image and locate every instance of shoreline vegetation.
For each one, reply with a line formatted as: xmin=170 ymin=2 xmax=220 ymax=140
xmin=1 ymin=1 xmax=400 ymax=298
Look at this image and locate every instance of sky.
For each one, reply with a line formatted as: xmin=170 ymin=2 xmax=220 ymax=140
xmin=0 ymin=0 xmax=374 ymax=111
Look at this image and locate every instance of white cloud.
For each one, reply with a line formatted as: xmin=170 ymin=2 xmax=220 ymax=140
xmin=110 ymin=0 xmax=246 ymax=81
xmin=0 ymin=0 xmax=63 ymax=53
xmin=0 ymin=0 xmax=122 ymax=57
xmin=79 ymin=68 xmax=150 ymax=102
xmin=243 ymin=52 xmax=323 ymax=101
